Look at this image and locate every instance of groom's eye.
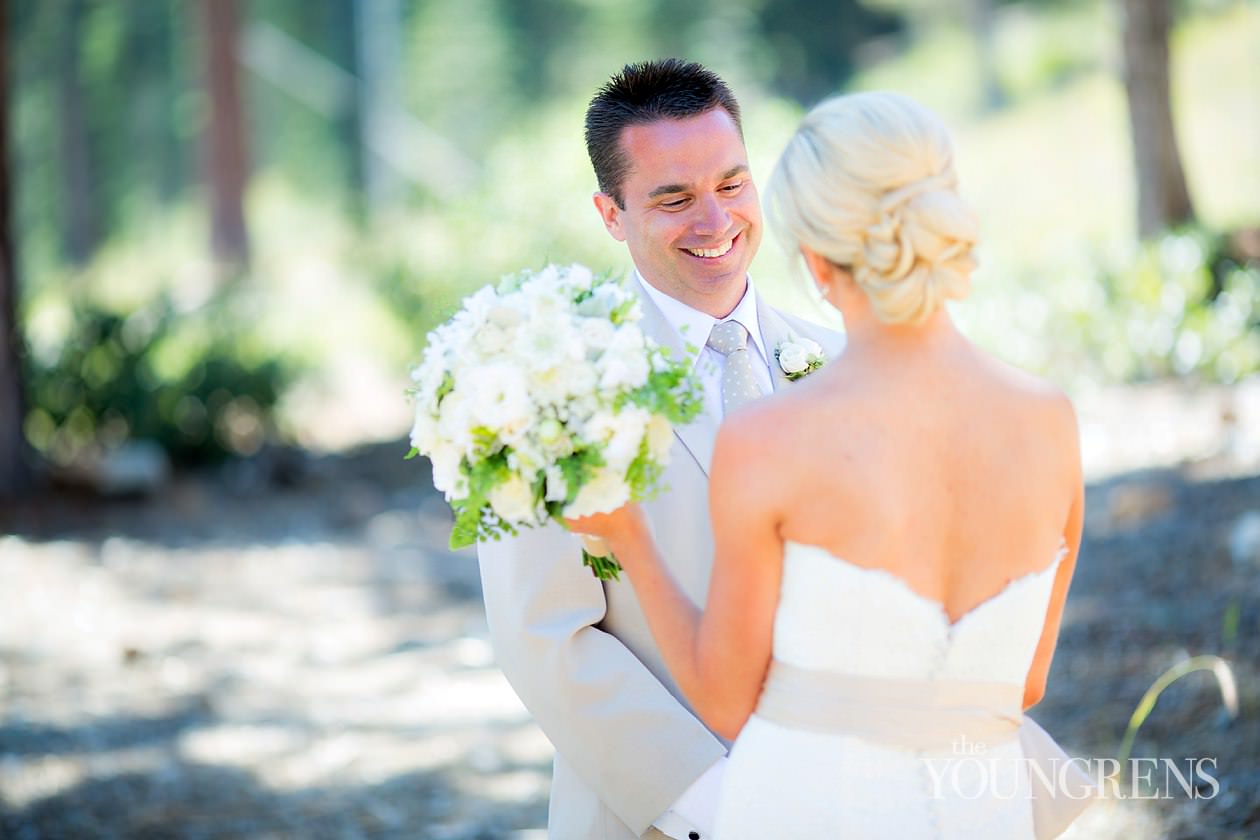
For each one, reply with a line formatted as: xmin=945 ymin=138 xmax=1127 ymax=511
xmin=721 ymin=181 xmax=744 ymax=194
xmin=660 ymin=197 xmax=689 ymax=209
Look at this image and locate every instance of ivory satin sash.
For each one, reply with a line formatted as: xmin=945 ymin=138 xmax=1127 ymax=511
xmin=755 ymin=660 xmax=1096 ymax=839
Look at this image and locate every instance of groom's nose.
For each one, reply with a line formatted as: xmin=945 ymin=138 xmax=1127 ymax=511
xmin=691 ymin=193 xmax=731 ymax=237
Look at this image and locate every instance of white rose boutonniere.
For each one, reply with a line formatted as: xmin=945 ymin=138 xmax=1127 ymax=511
xmin=775 ymin=337 xmax=825 ymax=381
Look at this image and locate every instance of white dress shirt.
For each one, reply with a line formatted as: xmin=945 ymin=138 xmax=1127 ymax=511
xmin=635 ymin=272 xmax=773 ymax=840
xmin=636 ymin=272 xmax=774 ymax=423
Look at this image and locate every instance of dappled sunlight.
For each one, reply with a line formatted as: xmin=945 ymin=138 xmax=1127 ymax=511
xmin=0 ymin=481 xmax=550 ymax=834
xmin=4 ymin=1 xmax=1258 ymax=836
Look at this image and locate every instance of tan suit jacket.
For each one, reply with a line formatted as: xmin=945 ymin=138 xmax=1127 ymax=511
xmin=477 ymin=281 xmax=844 ymax=839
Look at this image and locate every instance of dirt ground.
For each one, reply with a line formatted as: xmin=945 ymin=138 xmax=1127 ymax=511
xmin=2 ymin=380 xmax=1259 ymax=839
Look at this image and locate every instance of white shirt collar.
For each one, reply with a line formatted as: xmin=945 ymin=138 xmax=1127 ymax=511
xmin=634 ymin=271 xmax=768 ymax=368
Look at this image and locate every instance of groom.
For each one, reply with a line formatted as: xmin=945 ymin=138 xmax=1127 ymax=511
xmin=476 ymin=59 xmax=842 ymax=840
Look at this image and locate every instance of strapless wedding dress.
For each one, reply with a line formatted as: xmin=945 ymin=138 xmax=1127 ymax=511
xmin=713 ymin=540 xmax=1069 ymax=839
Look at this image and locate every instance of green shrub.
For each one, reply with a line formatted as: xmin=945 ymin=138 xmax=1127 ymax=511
xmin=24 ymin=292 xmax=293 ymax=467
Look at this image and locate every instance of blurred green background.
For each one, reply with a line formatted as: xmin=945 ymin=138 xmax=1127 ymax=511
xmin=2 ymin=4 xmax=1259 ymax=838
xmin=3 ymin=0 xmax=1258 ymax=475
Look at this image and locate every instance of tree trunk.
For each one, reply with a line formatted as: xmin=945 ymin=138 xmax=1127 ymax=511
xmin=969 ymin=0 xmax=1006 ymax=112
xmin=354 ymin=0 xmax=404 ymax=212
xmin=0 ymin=0 xmax=32 ymax=496
xmin=1120 ymin=0 xmax=1195 ymax=238
xmin=201 ymin=0 xmax=250 ymax=268
xmin=56 ymin=0 xmax=98 ymax=265
xmin=331 ymin=0 xmax=365 ymax=219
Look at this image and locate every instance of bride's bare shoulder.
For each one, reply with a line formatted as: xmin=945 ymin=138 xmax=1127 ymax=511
xmin=976 ymin=351 xmax=1079 ymax=439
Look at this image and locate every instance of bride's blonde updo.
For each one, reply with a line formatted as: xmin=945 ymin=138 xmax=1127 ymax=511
xmin=766 ymin=92 xmax=980 ymax=325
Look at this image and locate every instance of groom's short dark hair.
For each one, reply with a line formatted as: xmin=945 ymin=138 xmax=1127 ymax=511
xmin=585 ymin=58 xmax=743 ymax=209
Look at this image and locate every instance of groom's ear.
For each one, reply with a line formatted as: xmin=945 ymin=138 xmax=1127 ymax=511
xmin=592 ymin=192 xmax=627 ymax=242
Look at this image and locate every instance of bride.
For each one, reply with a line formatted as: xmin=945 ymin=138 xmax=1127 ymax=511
xmin=568 ymin=92 xmax=1093 ymax=838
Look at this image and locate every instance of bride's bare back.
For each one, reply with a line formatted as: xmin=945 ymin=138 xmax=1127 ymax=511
xmin=710 ymin=312 xmax=1083 ymax=710
xmin=751 ymin=331 xmax=1079 ymax=624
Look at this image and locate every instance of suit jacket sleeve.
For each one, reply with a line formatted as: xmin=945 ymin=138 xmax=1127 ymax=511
xmin=478 ymin=523 xmax=728 ymax=836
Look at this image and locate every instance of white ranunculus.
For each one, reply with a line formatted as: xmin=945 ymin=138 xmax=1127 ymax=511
xmin=777 ymin=342 xmax=809 ymax=374
xmin=564 ymin=467 xmax=631 ymax=519
xmin=520 ymin=316 xmax=584 ymax=371
xmin=645 ymin=414 xmax=674 ymax=462
xmin=488 ymin=473 xmax=537 ymax=522
xmin=465 ymin=363 xmax=534 ymax=432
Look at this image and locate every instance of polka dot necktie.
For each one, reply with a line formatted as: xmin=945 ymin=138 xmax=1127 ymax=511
xmin=706 ymin=320 xmax=766 ymax=417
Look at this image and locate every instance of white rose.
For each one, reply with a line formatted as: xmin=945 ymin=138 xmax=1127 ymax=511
xmin=409 ymin=408 xmax=440 ymax=454
xmin=564 ymin=467 xmax=631 ymax=518
xmin=533 ymin=264 xmax=561 ymax=289
xmin=598 ymin=353 xmax=650 ymax=391
xmin=609 ymin=324 xmax=646 ymax=354
xmin=487 ymin=304 xmax=524 ymax=330
xmin=429 ymin=444 xmax=464 ymax=498
xmin=565 ymin=362 xmax=599 ymax=398
xmin=585 ymin=406 xmax=649 ymax=471
xmin=473 ymin=323 xmax=510 ymax=355
xmin=488 ymin=473 xmax=537 ymax=523
xmin=462 ymin=285 xmax=499 ymax=325
xmin=645 ymin=414 xmax=674 ymax=463
xmin=466 ymin=363 xmax=533 ymax=432
xmin=797 ymin=338 xmax=823 ymax=360
xmin=436 ymin=389 xmax=474 ymax=452
xmin=777 ymin=342 xmax=809 ymax=374
xmin=579 ymin=317 xmax=616 ymax=353
xmin=528 ymin=365 xmax=572 ymax=407
xmin=564 ymin=264 xmax=594 ymax=290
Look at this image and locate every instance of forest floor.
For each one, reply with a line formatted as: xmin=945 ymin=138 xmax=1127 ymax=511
xmin=1 ymin=378 xmax=1259 ymax=839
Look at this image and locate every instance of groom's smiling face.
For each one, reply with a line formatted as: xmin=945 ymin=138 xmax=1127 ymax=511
xmin=594 ymin=107 xmax=762 ymax=318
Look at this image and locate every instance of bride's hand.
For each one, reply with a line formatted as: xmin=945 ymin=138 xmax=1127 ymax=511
xmin=563 ymin=503 xmax=649 ymax=553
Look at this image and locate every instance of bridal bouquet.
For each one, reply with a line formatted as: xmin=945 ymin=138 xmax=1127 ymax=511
xmin=408 ymin=263 xmax=703 ymax=579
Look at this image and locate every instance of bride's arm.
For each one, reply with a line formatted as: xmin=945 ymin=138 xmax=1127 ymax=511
xmin=569 ymin=418 xmax=785 ymax=740
xmin=1024 ymin=398 xmax=1085 ymax=710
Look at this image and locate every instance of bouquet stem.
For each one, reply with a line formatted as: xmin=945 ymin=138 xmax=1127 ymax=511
xmin=580 ymin=535 xmax=623 ymax=581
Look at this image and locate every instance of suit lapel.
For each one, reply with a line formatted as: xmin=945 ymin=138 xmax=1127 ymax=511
xmin=756 ymin=294 xmax=796 ymax=394
xmin=631 ymin=279 xmax=721 ymax=476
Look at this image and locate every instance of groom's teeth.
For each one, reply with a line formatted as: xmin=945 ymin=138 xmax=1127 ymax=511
xmin=686 ymin=240 xmax=733 ymax=258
